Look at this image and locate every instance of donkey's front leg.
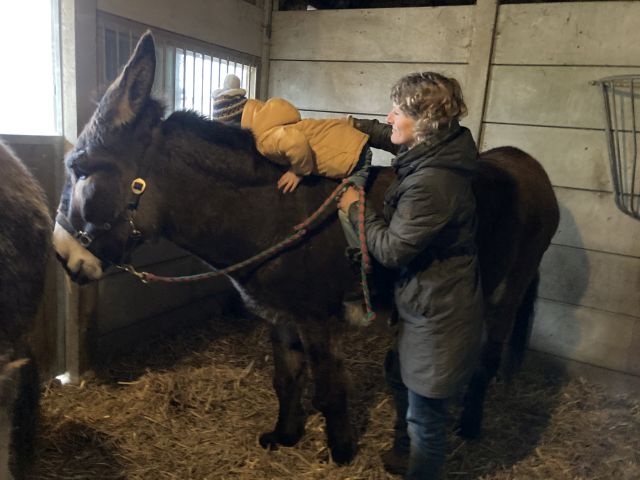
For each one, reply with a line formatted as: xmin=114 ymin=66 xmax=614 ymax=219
xmin=259 ymin=319 xmax=307 ymax=450
xmin=304 ymin=318 xmax=357 ymax=465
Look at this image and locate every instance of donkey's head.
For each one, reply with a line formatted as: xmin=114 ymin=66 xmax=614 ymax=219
xmin=54 ymin=32 xmax=163 ymax=282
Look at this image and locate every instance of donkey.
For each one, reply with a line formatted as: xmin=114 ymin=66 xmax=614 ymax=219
xmin=0 ymin=141 xmax=52 ymax=479
xmin=53 ymin=32 xmax=559 ymax=464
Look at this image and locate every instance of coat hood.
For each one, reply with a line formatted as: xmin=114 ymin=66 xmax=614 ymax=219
xmin=393 ymin=122 xmax=479 ymax=180
xmin=241 ymin=98 xmax=301 ymax=137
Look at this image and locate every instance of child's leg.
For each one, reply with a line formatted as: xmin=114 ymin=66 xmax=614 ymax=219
xmin=338 ymin=209 xmax=360 ymax=249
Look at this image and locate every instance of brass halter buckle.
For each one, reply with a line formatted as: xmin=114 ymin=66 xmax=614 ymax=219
xmin=131 ymin=178 xmax=146 ymax=195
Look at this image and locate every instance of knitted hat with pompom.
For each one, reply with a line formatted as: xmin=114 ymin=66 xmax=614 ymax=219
xmin=212 ymin=74 xmax=247 ymax=124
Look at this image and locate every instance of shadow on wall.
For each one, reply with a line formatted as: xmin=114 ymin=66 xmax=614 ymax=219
xmin=531 ymin=201 xmax=589 ymax=375
xmin=439 ymin=201 xmax=590 ymax=477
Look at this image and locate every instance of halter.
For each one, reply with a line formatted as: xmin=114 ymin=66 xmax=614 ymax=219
xmin=55 ymin=127 xmax=160 ymax=264
xmin=55 ymin=176 xmax=146 ymax=252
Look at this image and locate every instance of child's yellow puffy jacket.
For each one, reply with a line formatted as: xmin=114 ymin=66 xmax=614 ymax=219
xmin=241 ymin=98 xmax=369 ymax=179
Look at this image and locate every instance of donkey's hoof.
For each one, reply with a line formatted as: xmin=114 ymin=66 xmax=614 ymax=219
xmin=259 ymin=429 xmax=304 ymax=450
xmin=259 ymin=431 xmax=280 ymax=450
xmin=330 ymin=440 xmax=357 ymax=465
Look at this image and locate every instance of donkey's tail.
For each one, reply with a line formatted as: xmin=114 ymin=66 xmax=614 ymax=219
xmin=505 ymin=272 xmax=540 ymax=381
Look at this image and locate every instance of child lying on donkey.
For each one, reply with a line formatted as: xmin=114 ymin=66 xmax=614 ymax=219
xmin=213 ymin=74 xmax=373 ymax=312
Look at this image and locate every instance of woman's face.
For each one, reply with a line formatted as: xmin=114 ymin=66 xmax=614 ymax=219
xmin=387 ymin=105 xmax=416 ymax=146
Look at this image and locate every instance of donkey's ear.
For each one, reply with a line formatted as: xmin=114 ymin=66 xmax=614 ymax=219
xmin=102 ymin=31 xmax=156 ymax=127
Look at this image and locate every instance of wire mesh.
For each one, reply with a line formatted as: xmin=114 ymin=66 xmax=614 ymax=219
xmin=593 ymin=74 xmax=640 ymax=220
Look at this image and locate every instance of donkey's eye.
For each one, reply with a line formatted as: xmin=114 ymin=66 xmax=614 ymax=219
xmin=73 ymin=166 xmax=90 ymax=180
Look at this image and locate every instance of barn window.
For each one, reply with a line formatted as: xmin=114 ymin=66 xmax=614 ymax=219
xmin=97 ymin=12 xmax=260 ymax=118
xmin=0 ymin=0 xmax=61 ymax=135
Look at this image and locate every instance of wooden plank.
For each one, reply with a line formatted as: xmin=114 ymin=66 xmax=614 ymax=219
xmin=96 ymin=257 xmax=231 ymax=335
xmin=630 ymin=321 xmax=640 ymax=376
xmin=97 ymin=0 xmax=264 ymax=57
xmin=553 ymin=188 xmax=640 ymax=258
xmin=464 ymin=0 xmax=498 ymax=143
xmin=130 ymin=239 xmax=191 ymax=268
xmin=539 ymin=245 xmax=640 ymax=318
xmin=480 ymin=124 xmax=612 ymax=192
xmin=526 ymin=350 xmax=640 ymax=396
xmin=484 ymin=65 xmax=640 ymax=129
xmin=531 ymin=299 xmax=640 ymax=375
xmin=3 ymin=136 xmax=64 ymax=213
xmin=94 ymin=295 xmax=231 ymax=360
xmin=269 ymin=60 xmax=468 ymax=115
xmin=271 ymin=6 xmax=473 ymax=63
xmin=494 ymin=2 xmax=640 ymax=66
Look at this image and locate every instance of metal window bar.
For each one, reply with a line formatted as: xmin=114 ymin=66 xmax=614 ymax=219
xmin=97 ymin=12 xmax=260 ymax=117
xmin=593 ymin=74 xmax=640 ymax=220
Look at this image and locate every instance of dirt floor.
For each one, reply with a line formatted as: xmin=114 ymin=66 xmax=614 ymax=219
xmin=25 ymin=314 xmax=640 ymax=479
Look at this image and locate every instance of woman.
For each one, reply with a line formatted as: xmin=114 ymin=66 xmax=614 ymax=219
xmin=338 ymin=72 xmax=484 ymax=479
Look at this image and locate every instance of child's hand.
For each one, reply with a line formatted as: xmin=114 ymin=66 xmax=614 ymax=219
xmin=277 ymin=171 xmax=302 ymax=193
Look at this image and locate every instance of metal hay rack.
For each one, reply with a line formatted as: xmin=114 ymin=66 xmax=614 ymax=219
xmin=593 ymin=74 xmax=640 ymax=220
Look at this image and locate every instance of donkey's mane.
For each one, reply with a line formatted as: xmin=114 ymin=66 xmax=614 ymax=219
xmin=162 ymin=110 xmax=281 ymax=184
xmin=164 ymin=110 xmax=259 ymax=155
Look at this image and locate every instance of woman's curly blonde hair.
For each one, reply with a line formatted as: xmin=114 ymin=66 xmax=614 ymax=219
xmin=390 ymin=72 xmax=467 ymax=144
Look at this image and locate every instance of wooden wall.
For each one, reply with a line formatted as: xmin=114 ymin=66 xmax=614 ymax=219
xmin=97 ymin=0 xmax=264 ymax=57
xmin=482 ymin=2 xmax=640 ymax=376
xmin=269 ymin=1 xmax=640 ymax=377
xmin=269 ymin=5 xmax=476 ymax=164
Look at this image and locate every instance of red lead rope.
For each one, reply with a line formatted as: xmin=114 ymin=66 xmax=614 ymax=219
xmin=357 ymin=186 xmax=376 ymax=325
xmin=117 ymin=179 xmax=376 ymax=325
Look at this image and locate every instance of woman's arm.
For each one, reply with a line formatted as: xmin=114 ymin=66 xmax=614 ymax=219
xmin=346 ymin=181 xmax=452 ymax=269
xmin=349 ymin=117 xmax=400 ymax=155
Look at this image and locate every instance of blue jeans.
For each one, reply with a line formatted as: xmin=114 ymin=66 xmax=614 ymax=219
xmin=385 ymin=349 xmax=449 ymax=480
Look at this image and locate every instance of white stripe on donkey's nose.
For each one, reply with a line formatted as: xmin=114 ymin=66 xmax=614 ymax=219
xmin=53 ymin=223 xmax=104 ymax=280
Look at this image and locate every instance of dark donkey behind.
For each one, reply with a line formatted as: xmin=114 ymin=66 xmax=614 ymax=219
xmin=0 ymin=141 xmax=51 ymax=480
xmin=53 ymin=33 xmax=559 ymax=463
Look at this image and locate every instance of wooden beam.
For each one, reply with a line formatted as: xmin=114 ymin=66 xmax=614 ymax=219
xmin=464 ymin=0 xmax=498 ymax=145
xmin=59 ymin=0 xmax=98 ymax=383
xmin=260 ymin=0 xmax=274 ymax=99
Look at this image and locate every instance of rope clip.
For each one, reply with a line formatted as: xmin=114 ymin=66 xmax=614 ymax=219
xmin=117 ymin=264 xmax=149 ymax=283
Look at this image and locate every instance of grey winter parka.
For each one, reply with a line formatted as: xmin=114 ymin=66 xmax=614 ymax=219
xmin=348 ymin=119 xmax=484 ymax=399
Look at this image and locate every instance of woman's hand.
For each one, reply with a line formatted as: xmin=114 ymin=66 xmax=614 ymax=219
xmin=277 ymin=170 xmax=302 ymax=193
xmin=337 ymin=186 xmax=360 ymax=213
